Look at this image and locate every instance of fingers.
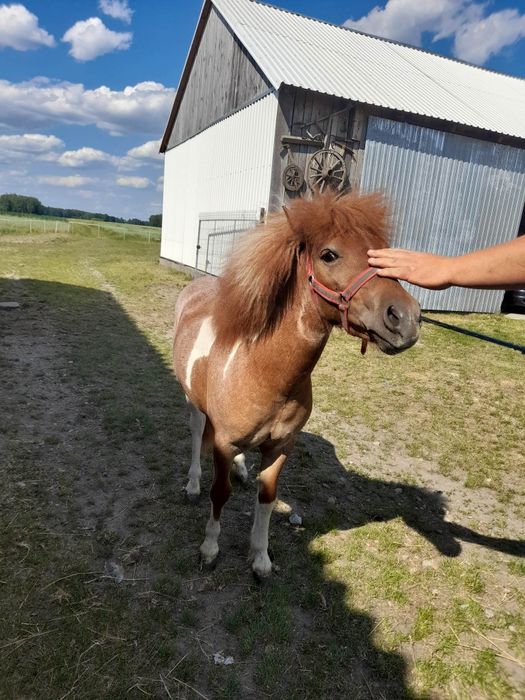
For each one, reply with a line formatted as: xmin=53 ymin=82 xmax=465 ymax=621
xmin=375 ymin=267 xmax=406 ymax=280
xmin=367 ymin=248 xmax=402 ymax=267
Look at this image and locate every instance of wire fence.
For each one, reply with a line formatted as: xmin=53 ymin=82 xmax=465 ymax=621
xmin=0 ymin=216 xmax=71 ymax=235
xmin=0 ymin=215 xmax=161 ymax=242
xmin=70 ymin=221 xmax=161 ymax=242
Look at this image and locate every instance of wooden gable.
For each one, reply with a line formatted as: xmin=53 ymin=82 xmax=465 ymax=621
xmin=162 ymin=4 xmax=272 ymax=151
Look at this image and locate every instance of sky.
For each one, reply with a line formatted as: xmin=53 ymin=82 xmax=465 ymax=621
xmin=1 ymin=0 xmax=524 ymax=220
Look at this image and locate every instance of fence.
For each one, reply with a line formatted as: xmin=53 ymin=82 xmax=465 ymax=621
xmin=70 ymin=221 xmax=161 ymax=242
xmin=196 ymin=212 xmax=262 ymax=275
xmin=0 ymin=216 xmax=161 ymax=242
xmin=0 ymin=216 xmax=71 ymax=234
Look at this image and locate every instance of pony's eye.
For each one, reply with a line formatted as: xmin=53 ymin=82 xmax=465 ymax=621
xmin=320 ymin=249 xmax=339 ymax=263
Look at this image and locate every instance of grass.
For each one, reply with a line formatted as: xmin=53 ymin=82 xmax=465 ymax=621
xmin=0 ymin=223 xmax=524 ymax=699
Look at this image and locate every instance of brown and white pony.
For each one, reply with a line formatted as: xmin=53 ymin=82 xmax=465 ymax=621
xmin=173 ymin=192 xmax=421 ymax=578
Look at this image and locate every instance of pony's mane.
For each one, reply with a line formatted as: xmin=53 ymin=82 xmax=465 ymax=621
xmin=215 ymin=191 xmax=390 ymax=343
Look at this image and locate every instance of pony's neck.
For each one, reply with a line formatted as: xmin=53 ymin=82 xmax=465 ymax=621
xmin=264 ymin=272 xmax=332 ymax=383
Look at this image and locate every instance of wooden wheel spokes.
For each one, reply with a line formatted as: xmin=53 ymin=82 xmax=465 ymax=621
xmin=307 ymin=149 xmax=347 ymax=192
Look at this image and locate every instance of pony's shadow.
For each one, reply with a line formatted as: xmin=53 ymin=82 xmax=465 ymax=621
xmin=295 ymin=431 xmax=525 ymax=559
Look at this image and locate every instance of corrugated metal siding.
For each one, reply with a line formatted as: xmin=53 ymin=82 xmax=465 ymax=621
xmin=213 ymin=0 xmax=525 ymax=140
xmin=161 ymin=92 xmax=278 ymax=268
xmin=361 ymin=117 xmax=525 ymax=312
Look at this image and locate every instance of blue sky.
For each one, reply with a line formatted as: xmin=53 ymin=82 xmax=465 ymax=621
xmin=1 ymin=0 xmax=524 ymax=220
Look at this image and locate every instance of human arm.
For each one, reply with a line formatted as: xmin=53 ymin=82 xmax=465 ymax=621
xmin=367 ymin=236 xmax=525 ymax=290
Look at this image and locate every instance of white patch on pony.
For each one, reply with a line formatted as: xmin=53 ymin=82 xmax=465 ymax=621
xmin=250 ymin=499 xmax=275 ymax=577
xmin=297 ymin=297 xmax=309 ymax=340
xmin=200 ymin=505 xmax=220 ymax=564
xmin=223 ymin=339 xmax=241 ymax=379
xmin=186 ymin=316 xmax=215 ymax=390
xmin=298 ymin=296 xmax=325 ymax=343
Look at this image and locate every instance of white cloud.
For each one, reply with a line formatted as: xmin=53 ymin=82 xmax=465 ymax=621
xmin=156 ymin=175 xmax=164 ymax=192
xmin=62 ymin=17 xmax=132 ymax=61
xmin=453 ymin=8 xmax=525 ymax=64
xmin=38 ymin=175 xmax=95 ymax=187
xmin=116 ymin=175 xmax=150 ymax=188
xmin=99 ymin=0 xmax=133 ymax=24
xmin=0 ymin=78 xmax=175 ymax=135
xmin=0 ymin=3 xmax=55 ymax=50
xmin=126 ymin=140 xmax=161 ymax=160
xmin=57 ymin=146 xmax=118 ymax=168
xmin=0 ymin=133 xmax=63 ymax=156
xmin=344 ymin=0 xmax=525 ymax=65
xmin=119 ymin=139 xmax=162 ymax=170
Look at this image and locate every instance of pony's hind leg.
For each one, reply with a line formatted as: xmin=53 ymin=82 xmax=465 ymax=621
xmin=185 ymin=398 xmax=206 ymax=503
xmin=231 ymin=453 xmax=248 ymax=483
xmin=200 ymin=442 xmax=235 ymax=566
xmin=250 ymin=443 xmax=291 ymax=579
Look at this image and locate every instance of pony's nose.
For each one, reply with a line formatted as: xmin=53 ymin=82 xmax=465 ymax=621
xmin=384 ymin=304 xmax=403 ymax=332
xmin=383 ymin=303 xmax=421 ymax=339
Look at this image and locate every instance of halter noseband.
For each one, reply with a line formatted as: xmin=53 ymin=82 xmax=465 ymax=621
xmin=306 ymin=254 xmax=379 ymax=335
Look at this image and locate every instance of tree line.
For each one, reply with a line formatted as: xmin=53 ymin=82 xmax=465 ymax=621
xmin=0 ymin=193 xmax=162 ymax=228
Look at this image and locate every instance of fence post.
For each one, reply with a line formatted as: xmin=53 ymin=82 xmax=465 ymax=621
xmin=30 ymin=220 xmax=32 ymax=234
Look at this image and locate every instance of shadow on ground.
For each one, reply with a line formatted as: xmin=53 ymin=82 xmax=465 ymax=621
xmin=297 ymin=432 xmax=525 ymax=560
xmin=1 ymin=278 xmax=522 ymax=699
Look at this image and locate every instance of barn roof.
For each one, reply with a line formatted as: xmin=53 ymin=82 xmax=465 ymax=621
xmin=161 ymin=0 xmax=525 ymax=151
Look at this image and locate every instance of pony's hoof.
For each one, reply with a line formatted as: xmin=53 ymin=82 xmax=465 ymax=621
xmin=185 ymin=490 xmax=200 ymax=505
xmin=252 ymin=566 xmax=272 ymax=584
xmin=251 ymin=552 xmax=273 ymax=581
xmin=232 ymin=469 xmax=249 ymax=488
xmin=199 ymin=552 xmax=219 ymax=571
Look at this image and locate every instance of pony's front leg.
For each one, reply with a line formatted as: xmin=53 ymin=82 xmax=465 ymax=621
xmin=200 ymin=443 xmax=234 ymax=566
xmin=185 ymin=398 xmax=206 ymax=502
xmin=250 ymin=443 xmax=292 ymax=579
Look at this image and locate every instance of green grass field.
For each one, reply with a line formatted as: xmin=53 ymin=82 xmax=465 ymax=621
xmin=0 ymin=224 xmax=524 ymax=699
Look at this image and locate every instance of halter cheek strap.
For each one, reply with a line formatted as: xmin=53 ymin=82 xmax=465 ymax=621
xmin=306 ymin=254 xmax=379 ymax=336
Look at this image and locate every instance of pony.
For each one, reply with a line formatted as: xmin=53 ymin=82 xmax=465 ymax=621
xmin=173 ymin=191 xmax=421 ymax=578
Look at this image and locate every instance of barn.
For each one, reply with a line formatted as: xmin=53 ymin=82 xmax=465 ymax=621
xmin=160 ymin=0 xmax=525 ymax=312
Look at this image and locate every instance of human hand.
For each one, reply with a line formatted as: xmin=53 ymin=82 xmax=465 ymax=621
xmin=367 ymin=248 xmax=453 ymax=290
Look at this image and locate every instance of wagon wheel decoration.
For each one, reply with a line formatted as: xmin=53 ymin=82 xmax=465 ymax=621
xmin=282 ymin=144 xmax=305 ymax=193
xmin=307 ymin=149 xmax=347 ymax=192
xmin=282 ymin=163 xmax=305 ymax=192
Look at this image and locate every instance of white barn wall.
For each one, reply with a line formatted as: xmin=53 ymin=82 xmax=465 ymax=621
xmin=161 ymin=93 xmax=278 ymax=268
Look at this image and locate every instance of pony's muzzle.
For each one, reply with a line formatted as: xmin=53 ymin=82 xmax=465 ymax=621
xmin=377 ymin=299 xmax=421 ymax=353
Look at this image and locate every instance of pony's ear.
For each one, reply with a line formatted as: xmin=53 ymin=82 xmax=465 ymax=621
xmin=282 ymin=205 xmax=300 ymax=234
xmin=216 ymin=214 xmax=302 ymax=342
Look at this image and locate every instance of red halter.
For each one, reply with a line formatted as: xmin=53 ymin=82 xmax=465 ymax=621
xmin=306 ymin=254 xmax=379 ymax=336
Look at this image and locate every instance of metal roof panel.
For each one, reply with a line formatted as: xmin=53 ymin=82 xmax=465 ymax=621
xmin=213 ymin=0 xmax=525 ymax=140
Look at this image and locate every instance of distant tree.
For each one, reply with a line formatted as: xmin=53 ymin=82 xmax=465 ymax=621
xmin=0 ymin=193 xmax=43 ymax=214
xmin=0 ymin=193 xmax=132 ymax=222
xmin=149 ymin=213 xmax=162 ymax=228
